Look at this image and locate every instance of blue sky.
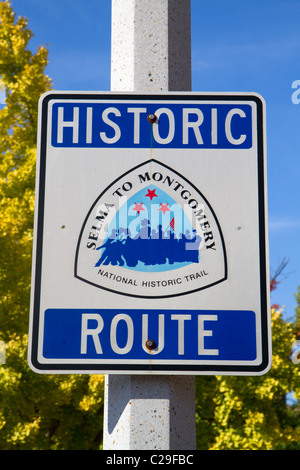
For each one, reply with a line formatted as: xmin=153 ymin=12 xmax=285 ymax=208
xmin=10 ymin=0 xmax=300 ymax=320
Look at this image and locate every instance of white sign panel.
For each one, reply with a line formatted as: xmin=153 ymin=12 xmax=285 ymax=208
xmin=28 ymin=92 xmax=271 ymax=375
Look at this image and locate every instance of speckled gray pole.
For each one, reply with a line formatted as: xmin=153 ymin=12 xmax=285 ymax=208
xmin=103 ymin=0 xmax=195 ymax=450
xmin=110 ymin=0 xmax=191 ymax=92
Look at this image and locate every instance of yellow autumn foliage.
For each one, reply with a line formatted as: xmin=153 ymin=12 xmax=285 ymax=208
xmin=196 ymin=307 xmax=300 ymax=450
xmin=0 ymin=1 xmax=105 ymax=450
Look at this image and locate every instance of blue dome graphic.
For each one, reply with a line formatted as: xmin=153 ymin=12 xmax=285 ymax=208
xmin=95 ymin=185 xmax=201 ymax=272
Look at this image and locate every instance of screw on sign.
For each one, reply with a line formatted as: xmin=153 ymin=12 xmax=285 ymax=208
xmin=147 ymin=113 xmax=157 ymax=123
xmin=145 ymin=339 xmax=156 ymax=350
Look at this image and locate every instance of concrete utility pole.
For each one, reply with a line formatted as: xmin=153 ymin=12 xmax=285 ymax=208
xmin=103 ymin=0 xmax=196 ymax=450
xmin=110 ymin=0 xmax=191 ymax=92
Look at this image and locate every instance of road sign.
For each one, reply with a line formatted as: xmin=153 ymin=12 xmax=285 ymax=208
xmin=28 ymin=92 xmax=271 ymax=375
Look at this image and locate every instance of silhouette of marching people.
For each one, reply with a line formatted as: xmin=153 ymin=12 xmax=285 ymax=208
xmin=95 ymin=218 xmax=201 ymax=268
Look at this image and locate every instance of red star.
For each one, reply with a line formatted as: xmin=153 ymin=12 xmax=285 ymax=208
xmin=145 ymin=188 xmax=158 ymax=201
xmin=158 ymin=203 xmax=170 ymax=215
xmin=132 ymin=202 xmax=145 ymax=215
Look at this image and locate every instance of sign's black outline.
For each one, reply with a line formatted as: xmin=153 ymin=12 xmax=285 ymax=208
xmin=29 ymin=92 xmax=270 ymax=375
xmin=74 ymin=159 xmax=227 ymax=298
